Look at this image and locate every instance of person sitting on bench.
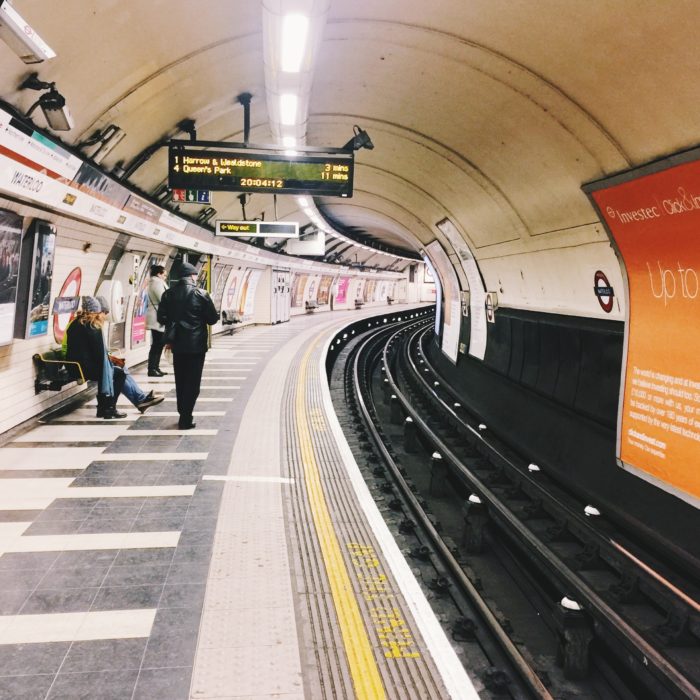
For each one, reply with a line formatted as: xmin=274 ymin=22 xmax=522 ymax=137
xmin=95 ymin=296 xmax=164 ymax=415
xmin=65 ymin=296 xmax=163 ymax=418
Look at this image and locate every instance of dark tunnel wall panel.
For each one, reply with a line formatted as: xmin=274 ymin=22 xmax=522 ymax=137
xmin=535 ymin=323 xmax=560 ymax=396
xmin=554 ymin=327 xmax=582 ymax=406
xmin=520 ymin=322 xmax=541 ymax=389
xmin=476 ymin=309 xmax=623 ymax=429
xmin=484 ymin=315 xmax=511 ymax=375
xmin=574 ymin=330 xmax=624 ymax=423
xmin=508 ymin=318 xmax=525 ymax=382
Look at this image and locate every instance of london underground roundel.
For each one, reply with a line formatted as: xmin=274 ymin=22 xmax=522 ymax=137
xmin=53 ymin=267 xmax=82 ymax=343
xmin=594 ymin=270 xmax=614 ymax=313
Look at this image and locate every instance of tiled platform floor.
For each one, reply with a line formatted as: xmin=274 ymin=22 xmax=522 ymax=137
xmin=0 ymin=308 xmax=472 ymax=700
xmin=0 ymin=325 xmax=286 ymax=699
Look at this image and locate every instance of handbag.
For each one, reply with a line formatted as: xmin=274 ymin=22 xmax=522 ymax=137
xmin=163 ymin=322 xmax=178 ymax=345
xmin=108 ymin=354 xmax=125 ymax=368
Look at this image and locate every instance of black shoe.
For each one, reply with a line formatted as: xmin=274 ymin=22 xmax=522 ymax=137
xmin=137 ymin=394 xmax=165 ymax=413
xmin=178 ymin=420 xmax=196 ymax=430
xmin=103 ymin=409 xmax=127 ymax=419
xmin=147 ymin=370 xmax=165 ymax=377
xmin=156 ymin=368 xmax=168 ymax=375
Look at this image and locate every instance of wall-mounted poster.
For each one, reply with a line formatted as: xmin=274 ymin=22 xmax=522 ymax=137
xmin=336 ymin=276 xmax=350 ymax=304
xmin=222 ymin=268 xmax=244 ymax=312
xmin=306 ymin=276 xmax=317 ymax=304
xmin=53 ymin=267 xmax=82 ymax=344
xmin=27 ymin=222 xmax=55 ymax=337
xmin=587 ymin=151 xmax=700 ymax=507
xmin=291 ymin=273 xmax=307 ymax=307
xmin=426 ymin=240 xmax=461 ymax=363
xmin=14 ymin=220 xmax=56 ymax=339
xmin=317 ymin=275 xmax=333 ymax=305
xmin=197 ymin=256 xmax=211 ymax=292
xmin=212 ymin=264 xmax=232 ymax=309
xmin=130 ymin=255 xmax=153 ymax=348
xmin=0 ymin=210 xmax=23 ymax=346
xmin=238 ymin=268 xmax=262 ymax=322
xmin=354 ymin=279 xmax=365 ymax=301
xmin=437 ymin=218 xmax=487 ymax=360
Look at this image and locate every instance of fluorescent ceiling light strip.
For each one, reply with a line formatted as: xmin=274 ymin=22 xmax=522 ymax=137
xmin=281 ymin=14 xmax=309 ymax=72
xmin=280 ymin=94 xmax=298 ymax=125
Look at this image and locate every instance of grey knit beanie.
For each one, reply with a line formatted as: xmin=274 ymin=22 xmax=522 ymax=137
xmin=82 ymin=296 xmax=101 ymax=313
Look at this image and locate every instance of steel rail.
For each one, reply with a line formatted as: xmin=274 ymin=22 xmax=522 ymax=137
xmin=385 ymin=325 xmax=699 ymax=700
xmin=351 ymin=321 xmax=555 ymax=700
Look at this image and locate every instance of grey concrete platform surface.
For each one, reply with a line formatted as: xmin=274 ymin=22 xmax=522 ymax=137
xmin=0 ymin=308 xmax=476 ymax=700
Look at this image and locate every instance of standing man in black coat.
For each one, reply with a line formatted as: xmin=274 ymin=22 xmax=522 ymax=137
xmin=158 ymin=262 xmax=219 ymax=429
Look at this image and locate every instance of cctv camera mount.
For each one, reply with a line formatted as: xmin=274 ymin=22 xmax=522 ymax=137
xmin=19 ymin=72 xmax=73 ymax=131
xmin=19 ymin=72 xmax=51 ymax=92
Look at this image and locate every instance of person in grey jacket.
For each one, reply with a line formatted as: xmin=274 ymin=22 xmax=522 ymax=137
xmin=146 ymin=264 xmax=168 ymax=376
xmin=157 ymin=262 xmax=219 ymax=429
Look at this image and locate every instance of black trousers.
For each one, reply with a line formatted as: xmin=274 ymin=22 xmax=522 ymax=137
xmin=173 ymin=352 xmax=206 ymax=424
xmin=148 ymin=329 xmax=165 ymax=372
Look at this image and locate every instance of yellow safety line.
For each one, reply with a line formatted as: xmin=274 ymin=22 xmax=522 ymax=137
xmin=295 ymin=338 xmax=387 ymax=700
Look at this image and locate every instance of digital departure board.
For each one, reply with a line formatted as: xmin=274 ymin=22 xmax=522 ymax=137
xmin=168 ymin=141 xmax=354 ymax=197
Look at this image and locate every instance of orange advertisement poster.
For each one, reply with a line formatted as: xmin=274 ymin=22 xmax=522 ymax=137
xmin=590 ymin=155 xmax=700 ymax=506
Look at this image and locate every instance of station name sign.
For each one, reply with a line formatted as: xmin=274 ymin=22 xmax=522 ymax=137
xmin=169 ymin=140 xmax=354 ymax=197
xmin=215 ymin=220 xmax=299 ymax=239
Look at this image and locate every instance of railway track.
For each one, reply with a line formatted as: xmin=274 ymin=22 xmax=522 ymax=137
xmin=328 ymin=312 xmax=700 ymax=700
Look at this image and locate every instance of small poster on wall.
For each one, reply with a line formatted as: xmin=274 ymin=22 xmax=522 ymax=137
xmin=291 ymin=273 xmax=307 ymax=307
xmin=131 ymin=258 xmax=151 ymax=348
xmin=238 ymin=268 xmax=262 ymax=322
xmin=53 ymin=267 xmax=82 ymax=344
xmin=222 ymin=268 xmax=244 ymax=312
xmin=14 ymin=220 xmax=56 ymax=339
xmin=336 ymin=276 xmax=350 ymax=304
xmin=317 ymin=275 xmax=333 ymax=305
xmin=0 ymin=210 xmax=23 ymax=346
xmin=27 ymin=223 xmax=56 ymax=337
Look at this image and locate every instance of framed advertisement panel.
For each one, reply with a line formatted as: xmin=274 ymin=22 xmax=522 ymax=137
xmin=0 ymin=210 xmax=23 ymax=345
xmin=14 ymin=220 xmax=56 ymax=339
xmin=585 ymin=149 xmax=700 ymax=507
xmin=336 ymin=276 xmax=350 ymax=304
xmin=426 ymin=240 xmax=460 ymax=363
xmin=436 ymin=218 xmax=487 ymax=360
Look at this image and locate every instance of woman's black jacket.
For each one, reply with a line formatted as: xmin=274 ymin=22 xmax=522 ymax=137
xmin=65 ymin=320 xmax=105 ymax=382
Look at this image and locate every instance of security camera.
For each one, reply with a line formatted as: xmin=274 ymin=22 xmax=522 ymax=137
xmin=20 ymin=73 xmax=73 ymax=131
xmin=0 ymin=1 xmax=55 ymax=64
xmin=42 ymin=99 xmax=74 ymax=131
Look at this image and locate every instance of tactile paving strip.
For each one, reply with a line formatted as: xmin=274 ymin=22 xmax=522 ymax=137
xmin=283 ymin=333 xmax=450 ymax=699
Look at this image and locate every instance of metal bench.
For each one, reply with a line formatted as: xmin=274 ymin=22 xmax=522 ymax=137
xmin=305 ymin=300 xmax=319 ymax=313
xmin=32 ymin=350 xmax=85 ymax=394
xmin=221 ymin=309 xmax=243 ymax=334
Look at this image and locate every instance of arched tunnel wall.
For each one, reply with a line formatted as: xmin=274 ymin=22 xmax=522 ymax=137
xmin=426 ymin=307 xmax=700 ymax=567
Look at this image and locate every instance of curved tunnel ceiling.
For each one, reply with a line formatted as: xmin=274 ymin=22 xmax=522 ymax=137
xmin=1 ymin=1 xmax=699 ymax=305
